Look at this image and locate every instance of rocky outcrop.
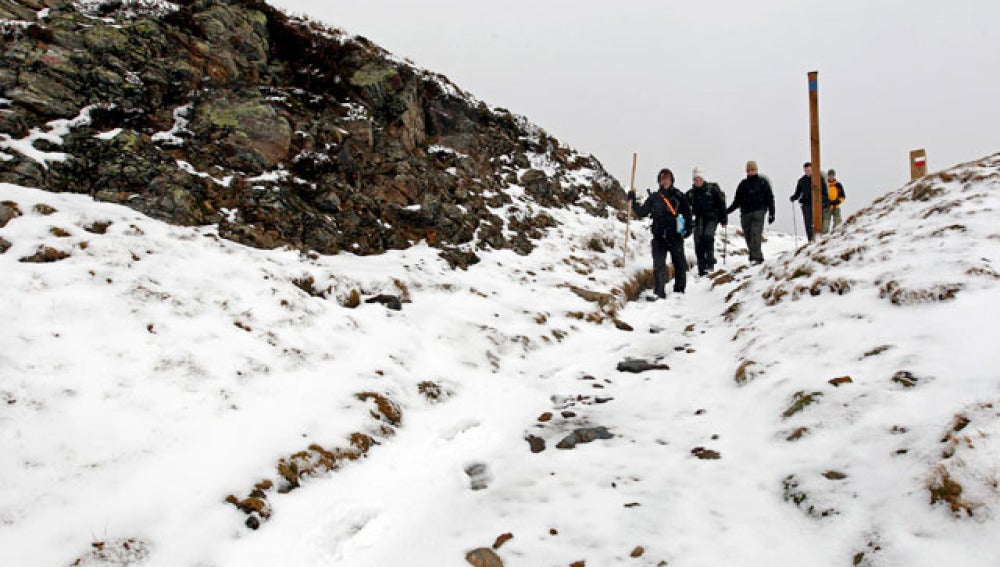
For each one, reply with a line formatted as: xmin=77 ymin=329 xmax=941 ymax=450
xmin=0 ymin=0 xmax=624 ymax=266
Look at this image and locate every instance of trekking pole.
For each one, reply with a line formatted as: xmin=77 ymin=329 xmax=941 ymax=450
xmin=622 ymin=152 xmax=637 ymax=267
xmin=791 ymin=201 xmax=798 ymax=248
xmin=723 ymin=224 xmax=727 ymax=265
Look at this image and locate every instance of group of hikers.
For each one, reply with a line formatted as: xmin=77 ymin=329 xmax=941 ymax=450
xmin=627 ymin=161 xmax=846 ymax=300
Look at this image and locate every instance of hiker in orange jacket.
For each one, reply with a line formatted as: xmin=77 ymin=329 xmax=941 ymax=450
xmin=822 ymin=169 xmax=846 ymax=233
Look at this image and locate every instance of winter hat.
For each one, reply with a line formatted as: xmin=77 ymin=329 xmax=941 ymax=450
xmin=692 ymin=167 xmax=705 ymax=180
xmin=827 ymin=168 xmax=836 ymax=177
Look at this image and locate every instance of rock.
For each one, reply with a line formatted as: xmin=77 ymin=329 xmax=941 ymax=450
xmin=364 ymin=294 xmax=403 ymax=310
xmin=537 ymin=412 xmax=553 ymax=422
xmin=829 ymin=376 xmax=853 ymax=387
xmin=556 ymin=427 xmax=613 ymax=449
xmin=0 ymin=0 xmax=625 ymax=262
xmin=492 ymin=533 xmax=513 ymax=550
xmin=0 ymin=201 xmax=22 ymax=227
xmin=465 ymin=463 xmax=490 ymax=490
xmin=616 ymin=359 xmax=669 ymax=373
xmin=526 ymin=435 xmax=546 ymax=453
xmin=466 ymin=547 xmax=504 ymax=567
xmin=630 ymin=546 xmax=645 ymax=558
xmin=691 ymin=447 xmax=721 ymax=460
xmin=0 ymin=237 xmax=11 ymax=254
xmin=892 ymin=370 xmax=918 ymax=388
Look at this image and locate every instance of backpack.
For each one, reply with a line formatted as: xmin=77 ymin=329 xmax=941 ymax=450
xmin=690 ymin=183 xmax=722 ymax=218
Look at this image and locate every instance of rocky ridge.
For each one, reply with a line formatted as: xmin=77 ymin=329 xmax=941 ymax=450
xmin=0 ymin=0 xmax=623 ymax=266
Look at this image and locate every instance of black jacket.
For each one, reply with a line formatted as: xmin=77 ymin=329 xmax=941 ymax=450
xmin=686 ymin=182 xmax=727 ymax=223
xmin=727 ymin=174 xmax=775 ymax=217
xmin=791 ymin=174 xmax=829 ymax=207
xmin=631 ymin=185 xmax=693 ymax=241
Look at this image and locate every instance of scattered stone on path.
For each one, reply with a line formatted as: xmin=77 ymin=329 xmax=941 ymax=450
xmin=365 ymin=294 xmax=403 ymax=310
xmin=630 ymin=546 xmax=645 ymax=558
xmin=613 ymin=318 xmax=634 ymax=331
xmin=892 ymin=370 xmax=918 ymax=388
xmin=829 ymin=375 xmax=853 ymax=387
xmin=823 ymin=470 xmax=848 ymax=480
xmin=616 ymin=359 xmax=669 ymax=373
xmin=465 ymin=463 xmax=490 ymax=490
xmin=691 ymin=447 xmax=721 ymax=460
xmin=624 ymin=502 xmax=641 ymax=508
xmin=466 ymin=547 xmax=504 ymax=567
xmin=570 ymin=561 xmax=585 ymax=567
xmin=594 ymin=397 xmax=614 ymax=404
xmin=492 ymin=532 xmax=514 ymax=549
xmin=561 ymin=410 xmax=576 ymax=418
xmin=538 ymin=412 xmax=553 ymax=422
xmin=557 ymin=427 xmax=614 ymax=449
xmin=786 ymin=427 xmax=809 ymax=441
xmin=694 ymin=409 xmax=707 ymax=415
xmin=526 ymin=435 xmax=546 ymax=453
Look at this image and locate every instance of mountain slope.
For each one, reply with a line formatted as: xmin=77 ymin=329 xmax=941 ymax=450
xmin=2 ymin=148 xmax=999 ymax=566
xmin=1 ymin=0 xmax=622 ymax=265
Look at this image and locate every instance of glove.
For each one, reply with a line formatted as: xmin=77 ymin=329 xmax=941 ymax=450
xmin=789 ymin=195 xmax=796 ymax=202
xmin=768 ymin=214 xmax=775 ymax=224
xmin=627 ymin=190 xmax=636 ymax=202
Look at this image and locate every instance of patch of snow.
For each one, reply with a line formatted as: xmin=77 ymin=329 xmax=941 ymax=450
xmin=151 ymin=104 xmax=191 ymax=147
xmin=176 ymin=160 xmax=233 ymax=187
xmin=0 ymin=104 xmax=107 ymax=168
xmin=94 ymin=128 xmax=123 ymax=140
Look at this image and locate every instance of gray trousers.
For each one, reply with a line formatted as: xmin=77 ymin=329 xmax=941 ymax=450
xmin=693 ymin=218 xmax=718 ymax=272
xmin=740 ymin=210 xmax=766 ymax=262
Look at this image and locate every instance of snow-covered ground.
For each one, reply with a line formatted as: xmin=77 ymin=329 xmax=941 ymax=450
xmin=1 ymin=153 xmax=999 ymax=566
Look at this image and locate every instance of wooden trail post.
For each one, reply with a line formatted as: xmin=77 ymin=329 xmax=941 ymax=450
xmin=808 ymin=71 xmax=823 ymax=238
xmin=623 ymin=152 xmax=637 ymax=266
xmin=910 ymin=149 xmax=927 ymax=180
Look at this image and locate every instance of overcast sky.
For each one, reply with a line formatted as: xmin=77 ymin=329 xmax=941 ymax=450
xmin=268 ymin=0 xmax=1000 ymax=233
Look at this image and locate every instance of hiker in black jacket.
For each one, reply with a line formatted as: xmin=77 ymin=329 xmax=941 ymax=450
xmin=789 ymin=161 xmax=828 ymax=241
xmin=628 ymin=168 xmax=693 ymax=299
xmin=686 ymin=167 xmax=727 ymax=276
xmin=725 ymin=160 xmax=775 ymax=264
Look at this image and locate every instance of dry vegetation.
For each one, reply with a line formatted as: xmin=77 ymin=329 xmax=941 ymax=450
xmin=226 ymin=391 xmax=402 ymax=529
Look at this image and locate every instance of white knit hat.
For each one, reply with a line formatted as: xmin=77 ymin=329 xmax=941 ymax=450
xmin=692 ymin=167 xmax=705 ymax=180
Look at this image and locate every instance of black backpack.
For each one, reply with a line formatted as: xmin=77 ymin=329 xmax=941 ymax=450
xmin=690 ymin=183 xmax=721 ymax=217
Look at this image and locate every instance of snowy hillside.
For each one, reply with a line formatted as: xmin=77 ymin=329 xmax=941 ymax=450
xmin=2 ymin=153 xmax=1000 ymax=566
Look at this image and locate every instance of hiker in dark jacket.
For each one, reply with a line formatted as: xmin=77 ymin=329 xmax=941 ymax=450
xmin=686 ymin=167 xmax=726 ymax=276
xmin=725 ymin=160 xmax=775 ymax=264
xmin=789 ymin=161 xmax=828 ymax=241
xmin=628 ymin=168 xmax=693 ymax=298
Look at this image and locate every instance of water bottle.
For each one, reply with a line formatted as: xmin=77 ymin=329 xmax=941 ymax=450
xmin=677 ymin=215 xmax=685 ymax=235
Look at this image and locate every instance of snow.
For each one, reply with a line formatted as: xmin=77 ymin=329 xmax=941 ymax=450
xmin=151 ymin=105 xmax=192 ymax=147
xmin=1 ymin=150 xmax=999 ymax=567
xmin=0 ymin=105 xmax=106 ymax=169
xmin=72 ymin=0 xmax=180 ymax=19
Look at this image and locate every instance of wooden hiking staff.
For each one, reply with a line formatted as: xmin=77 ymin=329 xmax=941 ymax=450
xmin=622 ymin=152 xmax=637 ymax=266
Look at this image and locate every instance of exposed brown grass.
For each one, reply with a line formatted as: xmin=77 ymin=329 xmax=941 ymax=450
xmin=734 ymin=359 xmax=757 ymax=385
xmin=878 ymin=280 xmax=961 ymax=305
xmin=928 ymin=466 xmax=975 ymax=518
xmin=19 ymin=245 xmax=70 ymax=263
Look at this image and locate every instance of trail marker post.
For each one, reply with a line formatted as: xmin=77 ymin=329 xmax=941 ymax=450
xmin=910 ymin=149 xmax=927 ymax=180
xmin=808 ymin=71 xmax=823 ymax=238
